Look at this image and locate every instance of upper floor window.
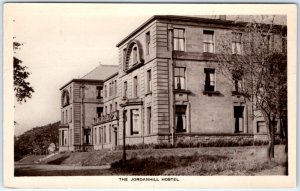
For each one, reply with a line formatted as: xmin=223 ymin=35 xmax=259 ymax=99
xmin=232 ymin=71 xmax=243 ymax=93
xmin=97 ymin=107 xmax=103 ymax=118
xmin=173 ymin=28 xmax=185 ymax=51
xmin=262 ymin=34 xmax=272 ymax=52
xmin=203 ymin=30 xmax=214 ymax=53
xmin=147 ymin=69 xmax=152 ymax=92
xmin=146 ymin=31 xmax=151 ymax=55
xmin=204 ymin=68 xmax=215 ymax=91
xmin=110 ymin=104 xmax=112 ymax=114
xmin=133 ymin=76 xmax=139 ymax=98
xmin=70 ymin=87 xmax=72 ymax=100
xmin=174 ymin=67 xmax=185 ymax=90
xmin=115 ymin=102 xmax=118 ymax=111
xmin=114 ymin=80 xmax=117 ymax=96
xmin=232 ymin=32 xmax=242 ymax=54
xmin=70 ymin=107 xmax=72 ymax=122
xmin=96 ymin=86 xmax=103 ymax=99
xmin=62 ymin=90 xmax=70 ymax=107
xmin=110 ymin=81 xmax=114 ymax=97
xmin=123 ymin=81 xmax=128 ymax=98
xmin=104 ymin=85 xmax=107 ymax=98
xmin=123 ymin=48 xmax=127 ymax=70
xmin=132 ymin=47 xmax=137 ymax=64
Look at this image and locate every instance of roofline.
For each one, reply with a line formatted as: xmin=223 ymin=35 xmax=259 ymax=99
xmin=116 ymin=15 xmax=286 ymax=47
xmin=116 ymin=15 xmax=156 ymax=47
xmin=104 ymin=72 xmax=119 ymax=82
xmin=81 ymin=64 xmax=118 ymax=79
xmin=59 ymin=79 xmax=103 ymax=90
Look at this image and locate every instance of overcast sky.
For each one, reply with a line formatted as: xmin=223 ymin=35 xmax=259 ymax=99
xmin=9 ymin=4 xmax=289 ymax=136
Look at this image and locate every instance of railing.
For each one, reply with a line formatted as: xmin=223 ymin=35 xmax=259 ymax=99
xmin=93 ymin=110 xmax=119 ymax=124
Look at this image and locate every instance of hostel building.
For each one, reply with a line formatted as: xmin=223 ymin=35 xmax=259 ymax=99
xmin=59 ymin=15 xmax=286 ymax=151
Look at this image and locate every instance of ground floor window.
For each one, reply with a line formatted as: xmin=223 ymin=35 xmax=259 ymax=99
xmin=147 ymin=107 xmax=152 ymax=134
xmin=234 ymin=106 xmax=244 ymax=133
xmin=61 ymin=130 xmax=68 ymax=146
xmin=103 ymin=126 xmax=106 ymax=143
xmin=175 ymin=105 xmax=187 ymax=133
xmin=69 ymin=129 xmax=72 ymax=146
xmin=130 ymin=109 xmax=140 ymax=135
xmin=94 ymin=127 xmax=97 ymax=145
xmin=84 ymin=129 xmax=91 ymax=144
xmin=99 ymin=127 xmax=102 ymax=144
xmin=109 ymin=125 xmax=112 ymax=143
xmin=257 ymin=121 xmax=266 ymax=133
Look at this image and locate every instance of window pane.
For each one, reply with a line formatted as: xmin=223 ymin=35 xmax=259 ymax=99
xmin=236 ymin=43 xmax=241 ymax=54
xmin=208 ymin=44 xmax=214 ymax=53
xmin=203 ymin=43 xmax=207 ymax=52
xmin=207 ymin=34 xmax=213 ymax=42
xmin=175 ymin=77 xmax=180 ymax=89
xmin=209 ymin=73 xmax=215 ymax=84
xmin=132 ymin=110 xmax=140 ymax=134
xmin=174 ymin=39 xmax=178 ymax=50
xmin=178 ymin=29 xmax=184 ymax=38
xmin=232 ymin=43 xmax=236 ymax=54
xmin=174 ymin=68 xmax=179 ymax=76
xmin=179 ymin=68 xmax=183 ymax=76
xmin=180 ymin=77 xmax=185 ymax=89
xmin=179 ymin=39 xmax=184 ymax=51
xmin=174 ymin=29 xmax=179 ymax=38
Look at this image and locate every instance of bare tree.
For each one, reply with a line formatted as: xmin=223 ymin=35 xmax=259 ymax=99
xmin=215 ymin=16 xmax=287 ymax=161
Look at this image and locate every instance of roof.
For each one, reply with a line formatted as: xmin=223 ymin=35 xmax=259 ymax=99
xmin=59 ymin=64 xmax=118 ymax=90
xmin=81 ymin=64 xmax=118 ymax=80
xmin=116 ymin=15 xmax=287 ymax=47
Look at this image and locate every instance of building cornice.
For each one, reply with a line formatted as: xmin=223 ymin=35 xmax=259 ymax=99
xmin=59 ymin=79 xmax=103 ymax=91
xmin=116 ymin=15 xmax=287 ymax=47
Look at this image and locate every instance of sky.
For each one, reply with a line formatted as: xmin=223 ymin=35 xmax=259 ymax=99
xmin=12 ymin=4 xmax=151 ymax=135
xmin=8 ymin=4 xmax=289 ymax=136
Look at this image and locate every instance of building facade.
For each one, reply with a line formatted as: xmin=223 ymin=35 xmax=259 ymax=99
xmin=59 ymin=65 xmax=118 ymax=151
xmin=59 ymin=15 xmax=286 ymax=151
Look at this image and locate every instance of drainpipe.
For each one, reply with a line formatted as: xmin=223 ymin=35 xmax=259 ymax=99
xmin=122 ymin=108 xmax=127 ymax=166
xmin=168 ymin=24 xmax=175 ymax=146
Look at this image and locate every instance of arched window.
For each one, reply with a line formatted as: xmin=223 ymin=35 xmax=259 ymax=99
xmin=123 ymin=40 xmax=144 ymax=72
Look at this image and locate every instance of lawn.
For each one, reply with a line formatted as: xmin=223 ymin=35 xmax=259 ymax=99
xmin=15 ymin=145 xmax=287 ymax=176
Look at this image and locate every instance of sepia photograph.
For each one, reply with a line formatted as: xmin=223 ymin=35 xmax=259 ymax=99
xmin=3 ymin=3 xmax=297 ymax=188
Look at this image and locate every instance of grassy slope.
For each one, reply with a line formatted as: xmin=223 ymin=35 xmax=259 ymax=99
xmin=20 ymin=145 xmax=286 ymax=175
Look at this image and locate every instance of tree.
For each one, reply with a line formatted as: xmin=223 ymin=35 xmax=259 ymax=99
xmin=215 ymin=16 xmax=287 ymax=161
xmin=13 ymin=40 xmax=34 ymax=103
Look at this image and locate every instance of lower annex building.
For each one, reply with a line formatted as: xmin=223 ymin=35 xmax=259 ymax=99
xmin=59 ymin=15 xmax=286 ymax=151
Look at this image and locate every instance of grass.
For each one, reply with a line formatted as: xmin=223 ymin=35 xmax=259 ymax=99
xmin=15 ymin=145 xmax=287 ymax=176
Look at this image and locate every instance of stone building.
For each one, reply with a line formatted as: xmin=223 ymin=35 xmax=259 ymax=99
xmin=59 ymin=64 xmax=118 ymax=151
xmin=59 ymin=15 xmax=286 ymax=151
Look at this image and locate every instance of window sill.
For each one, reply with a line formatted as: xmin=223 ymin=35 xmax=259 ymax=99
xmin=174 ymin=89 xmax=191 ymax=94
xmin=231 ymin=91 xmax=243 ymax=96
xmin=203 ymin=90 xmax=221 ymax=96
